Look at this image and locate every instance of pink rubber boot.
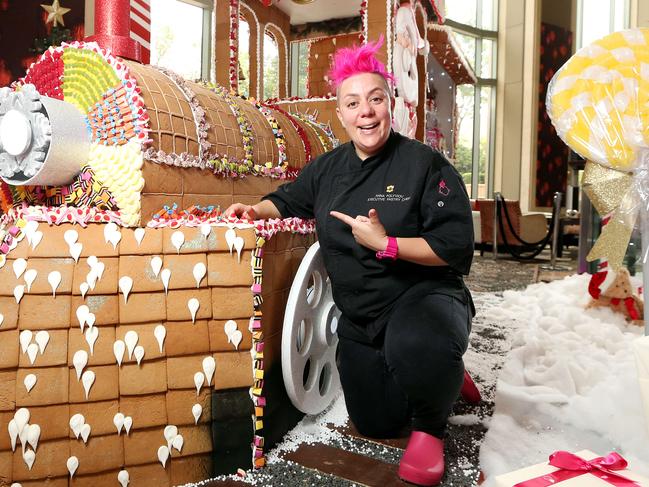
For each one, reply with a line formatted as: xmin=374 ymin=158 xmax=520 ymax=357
xmin=398 ymin=431 xmax=445 ymax=486
xmin=460 ymin=370 xmax=481 ymax=404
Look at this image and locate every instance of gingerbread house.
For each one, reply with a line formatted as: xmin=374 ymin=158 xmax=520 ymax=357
xmin=0 ymin=26 xmax=335 ymax=486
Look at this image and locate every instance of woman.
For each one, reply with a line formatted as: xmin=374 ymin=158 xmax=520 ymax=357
xmin=225 ymin=38 xmax=479 ymax=487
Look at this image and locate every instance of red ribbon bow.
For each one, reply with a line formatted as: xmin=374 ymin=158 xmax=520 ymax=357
xmin=513 ymin=451 xmax=641 ymax=487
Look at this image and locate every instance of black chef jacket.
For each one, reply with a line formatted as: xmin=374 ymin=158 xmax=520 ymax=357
xmin=264 ymin=131 xmax=474 ymax=343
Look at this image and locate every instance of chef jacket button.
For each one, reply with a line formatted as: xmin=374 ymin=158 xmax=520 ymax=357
xmin=437 ymin=201 xmax=444 ymax=207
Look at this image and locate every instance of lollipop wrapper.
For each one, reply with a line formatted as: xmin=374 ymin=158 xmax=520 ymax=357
xmin=546 ymin=28 xmax=649 ymax=269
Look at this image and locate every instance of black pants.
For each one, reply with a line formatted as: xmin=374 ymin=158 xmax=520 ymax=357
xmin=336 ymin=293 xmax=471 ymax=439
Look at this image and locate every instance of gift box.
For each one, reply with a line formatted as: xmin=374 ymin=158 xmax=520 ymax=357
xmin=494 ymin=450 xmax=649 ymax=486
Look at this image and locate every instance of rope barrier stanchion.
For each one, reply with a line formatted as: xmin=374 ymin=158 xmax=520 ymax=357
xmin=550 ymin=192 xmax=562 ymax=268
xmin=492 ymin=191 xmax=500 ymax=260
xmin=540 ymin=192 xmax=571 ymax=271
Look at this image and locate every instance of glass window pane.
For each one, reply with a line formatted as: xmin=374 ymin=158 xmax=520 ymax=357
xmin=480 ymin=0 xmax=497 ymax=30
xmin=581 ymin=0 xmax=611 ymax=47
xmin=478 ymin=86 xmax=493 ymax=198
xmin=455 ymin=84 xmax=475 ymax=190
xmin=263 ymin=32 xmax=279 ymax=100
xmin=151 ymin=0 xmax=203 ymax=80
xmin=480 ymin=39 xmax=495 ymax=78
xmin=455 ymin=33 xmax=476 ymax=71
xmin=446 ymin=0 xmax=477 ymax=27
xmin=298 ymin=42 xmax=308 ymax=98
xmin=210 ymin=8 xmax=216 ymax=83
xmin=238 ymin=20 xmax=250 ymax=98
xmin=613 ymin=0 xmax=627 ymax=31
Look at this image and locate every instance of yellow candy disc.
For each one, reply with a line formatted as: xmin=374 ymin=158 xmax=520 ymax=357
xmin=547 ymin=28 xmax=649 ymax=171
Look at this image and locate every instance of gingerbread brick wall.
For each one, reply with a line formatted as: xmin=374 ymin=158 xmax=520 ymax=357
xmin=260 ymin=232 xmax=315 ymax=369
xmin=308 ymin=34 xmax=359 ymax=97
xmin=139 ymin=165 xmax=285 ymax=223
xmin=126 ymin=62 xmax=200 ymax=159
xmin=0 ymin=221 xmax=304 ymax=486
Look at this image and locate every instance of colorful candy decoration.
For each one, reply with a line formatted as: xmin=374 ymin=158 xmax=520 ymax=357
xmin=265 ymin=103 xmax=313 ymax=163
xmin=253 ymin=101 xmax=288 ymax=169
xmin=207 ymin=83 xmax=255 ymax=167
xmin=251 ymin=234 xmax=266 ymax=467
xmin=0 ymin=41 xmax=149 ymax=226
xmin=547 ymin=28 xmax=649 ymax=269
xmin=291 ymin=110 xmax=337 ymax=153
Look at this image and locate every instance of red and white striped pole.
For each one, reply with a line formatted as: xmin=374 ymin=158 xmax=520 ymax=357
xmin=85 ymin=0 xmax=151 ymax=64
xmin=129 ymin=0 xmax=151 ymax=64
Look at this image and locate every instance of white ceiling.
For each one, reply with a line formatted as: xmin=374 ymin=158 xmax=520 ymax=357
xmin=273 ymin=0 xmax=363 ymax=25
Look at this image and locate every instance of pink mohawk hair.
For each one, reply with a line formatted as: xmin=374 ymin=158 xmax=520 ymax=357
xmin=327 ymin=35 xmax=396 ymax=91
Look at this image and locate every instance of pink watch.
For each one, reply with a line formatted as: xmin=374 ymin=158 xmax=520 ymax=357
xmin=376 ymin=236 xmax=398 ymax=261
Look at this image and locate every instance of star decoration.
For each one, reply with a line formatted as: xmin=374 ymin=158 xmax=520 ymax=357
xmin=40 ymin=0 xmax=71 ymax=28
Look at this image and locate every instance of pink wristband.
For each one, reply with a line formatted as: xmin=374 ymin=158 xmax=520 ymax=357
xmin=376 ymin=236 xmax=398 ymax=261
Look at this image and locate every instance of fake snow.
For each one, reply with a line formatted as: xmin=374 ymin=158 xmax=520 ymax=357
xmin=265 ymin=392 xmax=349 ymax=462
xmin=479 ymin=273 xmax=649 ymax=484
xmin=186 ymin=273 xmax=649 ymax=485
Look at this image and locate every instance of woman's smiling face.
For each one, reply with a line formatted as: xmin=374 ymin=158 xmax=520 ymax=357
xmin=336 ymin=72 xmax=394 ymax=160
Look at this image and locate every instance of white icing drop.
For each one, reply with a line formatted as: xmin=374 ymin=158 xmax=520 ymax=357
xmin=158 ymin=445 xmax=169 ymax=468
xmin=134 ymin=227 xmax=146 ymax=246
xmin=81 ymin=370 xmax=95 ymax=400
xmin=34 ymin=330 xmax=49 ymax=354
xmin=118 ymin=276 xmax=133 ymax=303
xmin=202 ymin=356 xmax=216 ymax=387
xmin=188 ymin=298 xmax=200 ymax=323
xmin=192 ymin=403 xmax=203 ymax=424
xmin=194 ymin=371 xmax=205 ymax=395
xmin=85 ymin=326 xmax=99 ymax=356
xmin=73 ymin=350 xmax=88 ymax=380
xmin=12 ymin=258 xmax=27 ymax=279
xmin=23 ymin=269 xmax=37 ymax=292
xmin=47 ymin=271 xmax=61 ymax=297
xmin=154 ymin=325 xmax=166 ymax=353
xmin=113 ymin=340 xmax=126 ymax=366
xmin=193 ymin=262 xmax=207 ymax=288
xmin=171 ymin=231 xmax=185 ymax=253
xmin=124 ymin=331 xmax=138 ymax=360
xmin=67 ymin=456 xmax=79 ymax=478
xmin=23 ymin=374 xmax=37 ymax=393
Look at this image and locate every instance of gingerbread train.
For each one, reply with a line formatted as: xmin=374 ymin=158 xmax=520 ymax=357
xmin=0 ymin=41 xmax=336 ymax=486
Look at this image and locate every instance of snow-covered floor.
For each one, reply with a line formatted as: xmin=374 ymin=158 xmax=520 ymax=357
xmin=190 ymin=270 xmax=649 ymax=485
xmin=269 ymin=273 xmax=649 ymax=483
xmin=479 ymin=273 xmax=649 ymax=483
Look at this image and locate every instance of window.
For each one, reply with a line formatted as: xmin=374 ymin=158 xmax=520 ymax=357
xmin=238 ymin=19 xmax=250 ymax=97
xmin=290 ymin=41 xmax=309 ymax=98
xmin=150 ymin=0 xmax=213 ymax=81
xmin=446 ymin=0 xmax=498 ymax=199
xmin=446 ymin=0 xmax=498 ymax=30
xmin=263 ymin=31 xmax=279 ymax=100
xmin=577 ymin=0 xmax=629 ymax=49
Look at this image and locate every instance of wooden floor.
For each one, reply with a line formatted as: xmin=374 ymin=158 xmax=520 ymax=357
xmin=206 ymin=425 xmax=410 ymax=486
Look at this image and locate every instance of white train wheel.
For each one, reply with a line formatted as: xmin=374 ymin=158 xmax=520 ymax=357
xmin=281 ymin=242 xmax=341 ymax=415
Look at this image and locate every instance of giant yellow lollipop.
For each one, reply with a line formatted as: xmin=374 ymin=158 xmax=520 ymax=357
xmin=547 ymin=28 xmax=649 ymax=269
